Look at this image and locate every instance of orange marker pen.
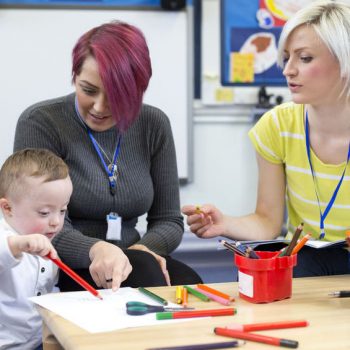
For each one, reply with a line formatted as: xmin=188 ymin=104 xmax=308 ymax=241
xmin=182 ymin=287 xmax=188 ymax=307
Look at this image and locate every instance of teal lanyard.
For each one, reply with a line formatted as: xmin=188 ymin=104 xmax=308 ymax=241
xmin=305 ymin=111 xmax=350 ymax=239
xmin=75 ymin=97 xmax=121 ymax=195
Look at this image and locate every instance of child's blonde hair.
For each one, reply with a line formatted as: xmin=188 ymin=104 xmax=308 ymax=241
xmin=0 ymin=148 xmax=69 ymax=198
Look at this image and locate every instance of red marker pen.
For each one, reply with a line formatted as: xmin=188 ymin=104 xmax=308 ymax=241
xmin=227 ymin=320 xmax=309 ymax=332
xmin=156 ymin=308 xmax=236 ymax=320
xmin=47 ymin=253 xmax=103 ymax=300
xmin=214 ymin=327 xmax=299 ymax=348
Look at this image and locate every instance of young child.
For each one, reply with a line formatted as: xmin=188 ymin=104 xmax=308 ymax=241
xmin=0 ymin=148 xmax=73 ymax=350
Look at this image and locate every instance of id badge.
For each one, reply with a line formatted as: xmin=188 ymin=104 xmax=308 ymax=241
xmin=106 ymin=212 xmax=122 ymax=240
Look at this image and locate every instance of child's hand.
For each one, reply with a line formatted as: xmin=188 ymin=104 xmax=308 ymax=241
xmin=7 ymin=234 xmax=58 ymax=259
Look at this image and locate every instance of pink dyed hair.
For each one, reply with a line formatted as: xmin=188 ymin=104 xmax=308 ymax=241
xmin=72 ymin=21 xmax=152 ymax=132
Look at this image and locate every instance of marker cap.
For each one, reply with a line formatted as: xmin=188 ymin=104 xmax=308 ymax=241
xmin=156 ymin=312 xmax=173 ymax=320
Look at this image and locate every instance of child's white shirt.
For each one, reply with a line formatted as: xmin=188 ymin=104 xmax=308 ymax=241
xmin=0 ymin=218 xmax=58 ymax=350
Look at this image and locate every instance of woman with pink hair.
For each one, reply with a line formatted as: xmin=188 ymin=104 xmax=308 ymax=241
xmin=15 ymin=21 xmax=202 ymax=292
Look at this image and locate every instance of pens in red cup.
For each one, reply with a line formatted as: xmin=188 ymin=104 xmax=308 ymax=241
xmin=226 ymin=320 xmax=309 ymax=332
xmin=46 ymin=253 xmax=103 ymax=300
xmin=292 ymin=234 xmax=312 ymax=255
xmin=214 ymin=327 xmax=298 ymax=348
xmin=156 ymin=308 xmax=236 ymax=320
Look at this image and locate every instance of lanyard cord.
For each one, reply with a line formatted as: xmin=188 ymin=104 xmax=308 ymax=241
xmin=87 ymin=130 xmax=121 ymax=175
xmin=305 ymin=111 xmax=350 ymax=239
xmin=74 ymin=97 xmax=121 ymax=195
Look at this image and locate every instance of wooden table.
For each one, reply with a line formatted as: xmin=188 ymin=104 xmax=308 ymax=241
xmin=39 ymin=275 xmax=350 ymax=350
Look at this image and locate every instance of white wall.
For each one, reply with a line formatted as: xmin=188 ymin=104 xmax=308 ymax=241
xmin=180 ymin=0 xmax=261 ymax=219
xmin=0 ymin=0 xmax=269 ymax=230
xmin=179 ymin=0 xmax=292 ymax=220
xmin=180 ymin=114 xmax=258 ymax=216
xmin=0 ymin=8 xmax=189 ymax=178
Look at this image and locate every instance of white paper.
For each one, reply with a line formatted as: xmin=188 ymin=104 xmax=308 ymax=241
xmin=234 ymin=238 xmax=346 ymax=250
xmin=305 ymin=239 xmax=346 ymax=249
xmin=30 ymin=287 xmax=193 ymax=333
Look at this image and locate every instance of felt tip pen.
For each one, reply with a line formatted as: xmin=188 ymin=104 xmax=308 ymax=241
xmin=138 ymin=287 xmax=168 ymax=305
xmin=195 ymin=205 xmax=202 ymax=214
xmin=214 ymin=327 xmax=298 ymax=349
xmin=147 ymin=340 xmax=245 ymax=350
xmin=176 ymin=286 xmax=183 ymax=304
xmin=280 ymin=223 xmax=304 ymax=257
xmin=194 ymin=288 xmax=231 ymax=306
xmin=156 ymin=308 xmax=236 ymax=320
xmin=227 ymin=320 xmax=309 ymax=332
xmin=184 ymin=285 xmax=210 ymax=302
xmin=197 ymin=284 xmax=235 ymax=301
xmin=46 ymin=253 xmax=103 ymax=300
xmin=329 ymin=290 xmax=350 ymax=298
xmin=292 ymin=233 xmax=312 ymax=255
xmin=182 ymin=286 xmax=188 ymax=307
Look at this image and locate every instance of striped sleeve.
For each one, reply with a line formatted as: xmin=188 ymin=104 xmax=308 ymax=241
xmin=248 ymin=109 xmax=284 ymax=164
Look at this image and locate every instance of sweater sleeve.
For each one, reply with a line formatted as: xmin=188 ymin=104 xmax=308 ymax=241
xmin=137 ymin=109 xmax=184 ymax=255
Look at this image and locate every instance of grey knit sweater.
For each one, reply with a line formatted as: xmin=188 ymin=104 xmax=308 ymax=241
xmin=14 ymin=93 xmax=184 ymax=268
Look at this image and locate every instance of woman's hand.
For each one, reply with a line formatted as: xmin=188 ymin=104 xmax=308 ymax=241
xmin=128 ymin=244 xmax=171 ymax=286
xmin=181 ymin=204 xmax=227 ymax=238
xmin=89 ymin=241 xmax=132 ymax=291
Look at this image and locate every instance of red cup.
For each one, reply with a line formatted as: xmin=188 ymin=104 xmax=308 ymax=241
xmin=234 ymin=251 xmax=297 ymax=303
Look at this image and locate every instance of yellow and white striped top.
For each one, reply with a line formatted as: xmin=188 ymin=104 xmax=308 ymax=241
xmin=248 ymin=102 xmax=350 ymax=242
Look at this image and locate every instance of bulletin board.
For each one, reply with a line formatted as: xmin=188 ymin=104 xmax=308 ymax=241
xmin=220 ymin=0 xmax=314 ymax=86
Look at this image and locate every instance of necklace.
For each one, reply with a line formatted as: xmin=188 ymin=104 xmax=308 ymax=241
xmin=92 ymin=138 xmax=119 ymax=175
xmin=88 ymin=130 xmax=121 ymax=195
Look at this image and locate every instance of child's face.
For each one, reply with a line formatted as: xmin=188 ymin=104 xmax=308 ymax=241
xmin=4 ymin=176 xmax=73 ymax=238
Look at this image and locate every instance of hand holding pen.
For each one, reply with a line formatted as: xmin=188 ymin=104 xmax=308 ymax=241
xmin=181 ymin=204 xmax=226 ymax=239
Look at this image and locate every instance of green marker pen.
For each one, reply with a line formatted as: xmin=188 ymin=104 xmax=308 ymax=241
xmin=138 ymin=287 xmax=168 ymax=305
xmin=184 ymin=285 xmax=210 ymax=302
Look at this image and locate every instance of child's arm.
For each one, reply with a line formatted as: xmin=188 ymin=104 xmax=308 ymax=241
xmin=7 ymin=234 xmax=58 ymax=259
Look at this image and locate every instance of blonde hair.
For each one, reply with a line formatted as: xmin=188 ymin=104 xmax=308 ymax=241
xmin=277 ymin=0 xmax=350 ymax=98
xmin=0 ymin=148 xmax=69 ymax=198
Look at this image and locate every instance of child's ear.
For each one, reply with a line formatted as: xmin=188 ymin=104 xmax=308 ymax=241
xmin=0 ymin=198 xmax=12 ymax=217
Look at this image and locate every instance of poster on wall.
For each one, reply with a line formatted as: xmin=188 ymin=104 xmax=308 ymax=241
xmin=221 ymin=0 xmax=314 ymax=86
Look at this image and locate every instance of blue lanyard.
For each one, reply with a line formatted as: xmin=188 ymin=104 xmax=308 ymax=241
xmin=305 ymin=111 xmax=350 ymax=239
xmin=88 ymin=130 xmax=121 ymax=195
xmin=74 ymin=97 xmax=121 ymax=195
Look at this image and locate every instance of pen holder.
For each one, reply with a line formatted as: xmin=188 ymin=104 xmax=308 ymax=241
xmin=234 ymin=251 xmax=297 ymax=303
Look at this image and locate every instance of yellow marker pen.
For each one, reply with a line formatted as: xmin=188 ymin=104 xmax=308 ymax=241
xmin=195 ymin=205 xmax=202 ymax=214
xmin=175 ymin=286 xmax=183 ymax=304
